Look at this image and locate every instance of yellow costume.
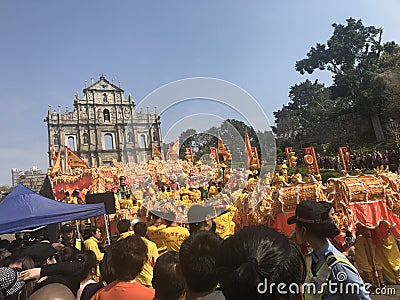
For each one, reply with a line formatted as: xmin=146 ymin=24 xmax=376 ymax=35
xmin=84 ymin=236 xmax=104 ymax=282
xmin=84 ymin=236 xmax=104 ymax=261
xmin=161 ymin=226 xmax=190 ymax=252
xmin=214 ymin=206 xmax=237 ymax=239
xmin=118 ymin=231 xmax=134 ymax=241
xmin=375 ymin=233 xmax=400 ymax=284
xmin=147 ymin=224 xmax=167 ymax=253
xmin=354 ymin=233 xmax=384 ymax=287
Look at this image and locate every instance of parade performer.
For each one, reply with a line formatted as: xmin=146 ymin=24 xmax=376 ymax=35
xmin=146 ymin=210 xmax=167 ymax=254
xmin=61 ymin=191 xmax=70 ymax=203
xmin=70 ymin=190 xmax=83 ymax=204
xmin=116 ymin=176 xmax=132 ymax=200
xmin=83 ymin=227 xmax=103 ymax=282
xmin=374 ymin=224 xmax=400 ymax=284
xmin=213 ymin=201 xmax=237 ymax=239
xmin=117 ymin=220 xmax=159 ymax=288
xmin=167 ymin=174 xmax=180 ymax=192
xmin=160 ymin=211 xmax=190 ymax=252
xmin=354 ymin=225 xmax=384 ymax=289
xmin=83 ymin=227 xmax=104 ymax=262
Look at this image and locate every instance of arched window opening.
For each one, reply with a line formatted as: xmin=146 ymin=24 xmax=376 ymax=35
xmin=68 ymin=136 xmax=75 ymax=151
xmin=104 ymin=109 xmax=110 ymax=122
xmin=53 ymin=134 xmax=59 ymax=145
xmin=104 ymin=134 xmax=113 ymax=150
xmin=83 ymin=133 xmax=89 ymax=144
xmin=128 ymin=132 xmax=134 ymax=143
xmin=140 ymin=134 xmax=147 ymax=148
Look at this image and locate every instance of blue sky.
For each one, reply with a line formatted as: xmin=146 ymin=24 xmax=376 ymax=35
xmin=0 ymin=1 xmax=399 ymax=185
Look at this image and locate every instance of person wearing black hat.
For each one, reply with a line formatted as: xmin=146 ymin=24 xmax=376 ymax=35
xmin=24 ymin=242 xmax=57 ymax=267
xmin=287 ymin=200 xmax=370 ymax=300
xmin=187 ymin=205 xmax=215 ymax=234
xmin=60 ymin=224 xmax=80 ymax=250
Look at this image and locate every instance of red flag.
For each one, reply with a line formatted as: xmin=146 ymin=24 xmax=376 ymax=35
xmin=66 ymin=146 xmax=88 ymax=170
xmin=210 ymin=147 xmax=217 ymax=160
xmin=49 ymin=150 xmax=62 ymax=177
xmin=244 ymin=129 xmax=252 ymax=167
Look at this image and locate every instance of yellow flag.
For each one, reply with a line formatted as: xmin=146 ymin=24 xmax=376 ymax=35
xmin=66 ymin=147 xmax=88 ymax=169
xmin=152 ymin=145 xmax=162 ymax=158
xmin=50 ymin=150 xmax=62 ymax=177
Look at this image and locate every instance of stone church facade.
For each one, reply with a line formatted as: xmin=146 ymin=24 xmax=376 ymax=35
xmin=46 ymin=75 xmax=162 ymax=169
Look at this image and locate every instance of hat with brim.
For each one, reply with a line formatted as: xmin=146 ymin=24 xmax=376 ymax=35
xmin=61 ymin=224 xmax=75 ymax=233
xmin=24 ymin=242 xmax=56 ymax=264
xmin=287 ymin=200 xmax=330 ymax=225
xmin=0 ymin=267 xmax=25 ymax=296
xmin=187 ymin=205 xmax=214 ymax=224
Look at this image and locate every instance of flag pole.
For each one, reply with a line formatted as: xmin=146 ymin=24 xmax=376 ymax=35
xmin=103 ymin=214 xmax=111 ymax=246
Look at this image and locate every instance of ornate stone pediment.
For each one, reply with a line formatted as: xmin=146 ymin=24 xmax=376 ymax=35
xmin=85 ymin=76 xmax=124 ymax=93
xmin=81 ymin=76 xmax=125 ymax=104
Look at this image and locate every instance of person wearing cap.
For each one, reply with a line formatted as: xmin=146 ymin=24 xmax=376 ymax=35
xmin=60 ymin=224 xmax=81 ymax=250
xmin=160 ymin=211 xmax=189 ymax=252
xmin=25 ymin=242 xmax=57 ymax=267
xmin=116 ymin=176 xmax=132 ymax=200
xmin=287 ymin=200 xmax=370 ymax=300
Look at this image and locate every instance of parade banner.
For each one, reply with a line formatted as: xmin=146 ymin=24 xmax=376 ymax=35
xmin=52 ymin=171 xmax=92 ymax=200
xmin=49 ymin=150 xmax=62 ymax=177
xmin=250 ymin=146 xmax=260 ymax=169
xmin=152 ymin=145 xmax=162 ymax=159
xmin=244 ymin=129 xmax=252 ymax=167
xmin=66 ymin=146 xmax=88 ymax=170
xmin=217 ymin=135 xmax=228 ymax=163
xmin=209 ymin=147 xmax=217 ymax=161
xmin=304 ymin=147 xmax=319 ymax=175
xmin=167 ymin=140 xmax=179 ymax=160
xmin=338 ymin=146 xmax=350 ymax=171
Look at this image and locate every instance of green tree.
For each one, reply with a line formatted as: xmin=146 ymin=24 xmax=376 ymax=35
xmin=273 ymin=80 xmax=334 ymax=145
xmin=295 ymin=18 xmax=388 ymax=141
xmin=178 ymin=128 xmax=197 ymax=159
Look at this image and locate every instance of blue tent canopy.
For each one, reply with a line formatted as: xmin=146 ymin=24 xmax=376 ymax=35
xmin=0 ymin=184 xmax=106 ymax=234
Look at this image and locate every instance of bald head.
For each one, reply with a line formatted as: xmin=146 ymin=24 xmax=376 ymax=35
xmin=28 ymin=283 xmax=75 ymax=300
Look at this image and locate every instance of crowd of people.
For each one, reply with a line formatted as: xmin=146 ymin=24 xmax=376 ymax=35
xmin=316 ymin=149 xmax=400 ymax=172
xmin=2 ymin=153 xmax=400 ymax=299
xmin=2 ymin=198 xmax=399 ymax=300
